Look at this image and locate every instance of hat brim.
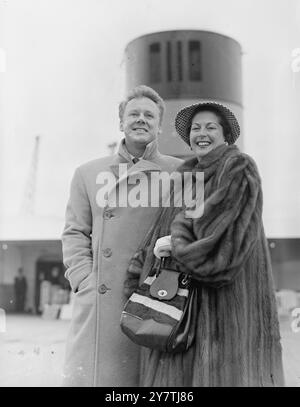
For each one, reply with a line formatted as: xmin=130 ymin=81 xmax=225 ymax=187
xmin=175 ymin=101 xmax=240 ymax=145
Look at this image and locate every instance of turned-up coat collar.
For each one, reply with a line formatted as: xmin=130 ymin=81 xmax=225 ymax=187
xmin=119 ymin=138 xmax=159 ymax=161
xmin=109 ymin=138 xmax=161 ymax=178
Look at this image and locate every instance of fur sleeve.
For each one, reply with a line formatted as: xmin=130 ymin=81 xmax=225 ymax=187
xmin=123 ymin=248 xmax=146 ymax=298
xmin=124 ymin=208 xmax=170 ymax=297
xmin=171 ymin=154 xmax=263 ymax=287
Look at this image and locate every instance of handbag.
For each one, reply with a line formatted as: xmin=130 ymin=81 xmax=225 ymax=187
xmin=120 ymin=257 xmax=198 ymax=353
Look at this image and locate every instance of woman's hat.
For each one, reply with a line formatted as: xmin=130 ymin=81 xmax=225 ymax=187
xmin=175 ymin=101 xmax=240 ymax=145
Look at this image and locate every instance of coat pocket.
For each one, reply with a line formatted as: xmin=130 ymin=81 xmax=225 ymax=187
xmin=76 ymin=272 xmax=94 ymax=294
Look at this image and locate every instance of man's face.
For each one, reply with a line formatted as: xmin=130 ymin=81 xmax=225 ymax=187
xmin=120 ymin=97 xmax=161 ymax=147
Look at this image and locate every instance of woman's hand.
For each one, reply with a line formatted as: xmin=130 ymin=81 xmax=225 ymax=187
xmin=153 ymin=235 xmax=172 ymax=259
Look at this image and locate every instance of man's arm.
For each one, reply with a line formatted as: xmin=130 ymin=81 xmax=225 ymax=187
xmin=62 ymin=167 xmax=93 ymax=293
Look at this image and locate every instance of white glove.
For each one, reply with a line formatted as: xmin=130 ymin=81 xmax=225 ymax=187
xmin=153 ymin=235 xmax=172 ymax=259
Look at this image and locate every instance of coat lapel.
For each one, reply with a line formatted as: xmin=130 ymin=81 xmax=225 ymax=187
xmin=107 ymin=139 xmax=162 ymax=203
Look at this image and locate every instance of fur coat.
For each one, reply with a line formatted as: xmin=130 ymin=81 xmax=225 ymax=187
xmin=125 ymin=144 xmax=285 ymax=387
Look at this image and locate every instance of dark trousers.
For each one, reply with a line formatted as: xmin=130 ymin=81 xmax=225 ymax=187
xmin=15 ymin=293 xmax=26 ymax=312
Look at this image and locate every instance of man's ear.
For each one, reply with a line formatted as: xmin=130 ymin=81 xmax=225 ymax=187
xmin=119 ymin=121 xmax=124 ymax=132
xmin=158 ymin=127 xmax=162 ymax=135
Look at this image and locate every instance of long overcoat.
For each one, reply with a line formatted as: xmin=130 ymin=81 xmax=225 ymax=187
xmin=61 ymin=139 xmax=182 ymax=387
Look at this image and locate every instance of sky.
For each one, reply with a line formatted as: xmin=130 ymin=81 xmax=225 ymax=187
xmin=0 ymin=0 xmax=300 ymax=237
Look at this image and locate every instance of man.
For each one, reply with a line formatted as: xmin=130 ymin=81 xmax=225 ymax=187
xmin=14 ymin=268 xmax=27 ymax=313
xmin=62 ymin=85 xmax=183 ymax=387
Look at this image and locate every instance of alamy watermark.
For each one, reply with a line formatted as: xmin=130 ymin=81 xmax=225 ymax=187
xmin=95 ymin=165 xmax=204 ymax=219
xmin=0 ymin=48 xmax=6 ymax=73
xmin=291 ymin=48 xmax=300 ymax=73
xmin=291 ymin=308 xmax=300 ymax=333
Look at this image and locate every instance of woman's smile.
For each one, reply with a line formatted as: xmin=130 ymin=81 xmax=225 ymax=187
xmin=195 ymin=139 xmax=212 ymax=148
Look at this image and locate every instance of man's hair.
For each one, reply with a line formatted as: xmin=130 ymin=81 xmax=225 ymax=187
xmin=118 ymin=85 xmax=165 ymax=125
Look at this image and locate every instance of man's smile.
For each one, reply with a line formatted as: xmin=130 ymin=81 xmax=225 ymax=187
xmin=132 ymin=127 xmax=148 ymax=132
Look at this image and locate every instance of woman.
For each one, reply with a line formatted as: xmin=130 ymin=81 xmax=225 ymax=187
xmin=125 ymin=101 xmax=285 ymax=387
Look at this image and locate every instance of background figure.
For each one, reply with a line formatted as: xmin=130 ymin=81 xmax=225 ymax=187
xmin=38 ymin=274 xmax=52 ymax=314
xmin=50 ymin=266 xmax=60 ymax=284
xmin=50 ymin=266 xmax=64 ymax=306
xmin=14 ymin=268 xmax=27 ymax=313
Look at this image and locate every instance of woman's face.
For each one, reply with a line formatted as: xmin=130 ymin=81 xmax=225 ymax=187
xmin=189 ymin=110 xmax=226 ymax=158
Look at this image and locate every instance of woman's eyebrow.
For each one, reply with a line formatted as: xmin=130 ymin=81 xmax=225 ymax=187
xmin=191 ymin=121 xmax=218 ymax=126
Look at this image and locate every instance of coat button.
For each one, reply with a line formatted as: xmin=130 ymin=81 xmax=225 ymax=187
xmin=98 ymin=284 xmax=110 ymax=294
xmin=103 ymin=210 xmax=114 ymax=220
xmin=103 ymin=248 xmax=112 ymax=258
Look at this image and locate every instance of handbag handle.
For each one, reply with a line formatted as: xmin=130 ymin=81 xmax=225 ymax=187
xmin=155 ymin=257 xmax=167 ymax=277
xmin=156 ymin=257 xmax=192 ymax=288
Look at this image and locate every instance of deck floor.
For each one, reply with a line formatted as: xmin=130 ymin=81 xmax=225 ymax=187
xmin=0 ymin=314 xmax=299 ymax=387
